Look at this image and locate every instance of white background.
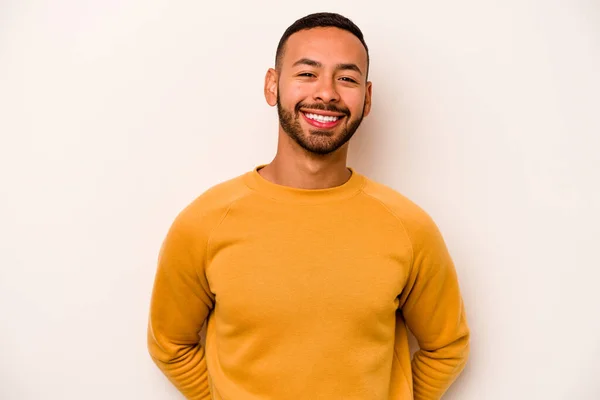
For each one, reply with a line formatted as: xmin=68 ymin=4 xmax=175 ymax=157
xmin=1 ymin=1 xmax=599 ymax=399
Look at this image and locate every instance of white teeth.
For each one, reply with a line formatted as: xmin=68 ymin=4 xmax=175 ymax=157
xmin=304 ymin=113 xmax=340 ymax=123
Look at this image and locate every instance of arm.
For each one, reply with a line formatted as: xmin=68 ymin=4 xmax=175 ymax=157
xmin=398 ymin=213 xmax=470 ymax=400
xmin=147 ymin=213 xmax=215 ymax=400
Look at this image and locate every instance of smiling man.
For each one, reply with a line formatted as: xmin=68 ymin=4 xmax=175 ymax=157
xmin=147 ymin=12 xmax=470 ymax=400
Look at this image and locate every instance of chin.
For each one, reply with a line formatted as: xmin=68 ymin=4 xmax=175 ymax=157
xmin=300 ymin=136 xmax=348 ymax=155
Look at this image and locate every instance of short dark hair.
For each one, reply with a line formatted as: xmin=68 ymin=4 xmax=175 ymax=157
xmin=275 ymin=12 xmax=369 ymax=77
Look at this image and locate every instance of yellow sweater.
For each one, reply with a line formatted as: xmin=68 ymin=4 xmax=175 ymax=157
xmin=147 ymin=166 xmax=470 ymax=400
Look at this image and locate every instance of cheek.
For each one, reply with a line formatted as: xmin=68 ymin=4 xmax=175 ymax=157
xmin=281 ymin=82 xmax=311 ymax=104
xmin=343 ymin=92 xmax=366 ymax=115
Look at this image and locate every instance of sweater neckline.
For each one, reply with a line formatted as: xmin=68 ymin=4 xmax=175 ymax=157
xmin=243 ymin=165 xmax=365 ymax=204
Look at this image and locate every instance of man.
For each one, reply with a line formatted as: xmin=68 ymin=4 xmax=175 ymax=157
xmin=147 ymin=12 xmax=470 ymax=400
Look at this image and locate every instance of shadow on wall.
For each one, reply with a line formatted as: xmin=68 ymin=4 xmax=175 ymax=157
xmin=347 ymin=68 xmax=415 ymax=187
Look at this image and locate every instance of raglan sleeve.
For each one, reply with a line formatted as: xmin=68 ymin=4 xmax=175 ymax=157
xmin=398 ymin=211 xmax=470 ymax=400
xmin=147 ymin=209 xmax=215 ymax=400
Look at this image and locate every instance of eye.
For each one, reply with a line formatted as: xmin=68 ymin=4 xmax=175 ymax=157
xmin=339 ymin=76 xmax=359 ymax=84
xmin=298 ymin=72 xmax=316 ymax=78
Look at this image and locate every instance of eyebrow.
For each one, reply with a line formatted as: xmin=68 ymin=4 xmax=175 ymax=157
xmin=292 ymin=58 xmax=363 ymax=76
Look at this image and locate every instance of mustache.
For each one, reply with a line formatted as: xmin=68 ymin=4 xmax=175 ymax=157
xmin=295 ymin=102 xmax=350 ymax=116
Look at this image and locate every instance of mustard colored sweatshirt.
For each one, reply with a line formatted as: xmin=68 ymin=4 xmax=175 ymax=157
xmin=147 ymin=166 xmax=470 ymax=400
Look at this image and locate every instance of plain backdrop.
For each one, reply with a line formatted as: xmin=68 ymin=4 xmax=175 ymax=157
xmin=1 ymin=1 xmax=599 ymax=399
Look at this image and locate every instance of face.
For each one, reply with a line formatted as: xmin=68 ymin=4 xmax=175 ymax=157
xmin=265 ymin=27 xmax=372 ymax=155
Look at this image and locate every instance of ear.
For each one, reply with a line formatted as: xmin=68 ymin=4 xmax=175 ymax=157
xmin=264 ymin=68 xmax=278 ymax=107
xmin=363 ymin=81 xmax=373 ymax=117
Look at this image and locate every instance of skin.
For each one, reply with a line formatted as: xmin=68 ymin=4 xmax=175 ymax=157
xmin=261 ymin=27 xmax=372 ymax=189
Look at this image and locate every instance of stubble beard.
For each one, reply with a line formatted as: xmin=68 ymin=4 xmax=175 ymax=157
xmin=276 ymin=92 xmax=365 ymax=156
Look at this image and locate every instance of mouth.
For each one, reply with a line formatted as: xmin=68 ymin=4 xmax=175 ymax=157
xmin=300 ymin=110 xmax=346 ymax=129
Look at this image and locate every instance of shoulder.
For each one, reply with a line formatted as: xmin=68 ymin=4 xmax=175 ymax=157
xmin=170 ymin=172 xmax=253 ymax=238
xmin=359 ymin=176 xmax=442 ymax=245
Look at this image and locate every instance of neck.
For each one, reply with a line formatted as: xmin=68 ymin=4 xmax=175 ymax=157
xmin=259 ymin=130 xmax=352 ymax=190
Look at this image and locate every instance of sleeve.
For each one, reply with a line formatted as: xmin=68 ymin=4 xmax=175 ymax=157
xmin=147 ymin=212 xmax=215 ymax=400
xmin=398 ymin=213 xmax=470 ymax=400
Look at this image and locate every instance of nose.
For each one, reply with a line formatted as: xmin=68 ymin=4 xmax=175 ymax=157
xmin=312 ymin=78 xmax=340 ymax=103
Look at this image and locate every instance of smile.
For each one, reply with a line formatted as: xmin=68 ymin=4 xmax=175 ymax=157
xmin=300 ymin=111 xmax=345 ymax=128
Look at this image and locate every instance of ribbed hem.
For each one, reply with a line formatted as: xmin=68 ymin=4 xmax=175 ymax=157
xmin=243 ymin=165 xmax=366 ymax=204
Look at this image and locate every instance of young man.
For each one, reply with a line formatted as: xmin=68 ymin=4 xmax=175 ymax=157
xmin=147 ymin=12 xmax=470 ymax=400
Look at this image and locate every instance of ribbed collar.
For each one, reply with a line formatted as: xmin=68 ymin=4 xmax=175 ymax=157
xmin=243 ymin=165 xmax=366 ymax=204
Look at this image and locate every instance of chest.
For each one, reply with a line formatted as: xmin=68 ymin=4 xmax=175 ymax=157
xmin=205 ymin=206 xmax=412 ymax=331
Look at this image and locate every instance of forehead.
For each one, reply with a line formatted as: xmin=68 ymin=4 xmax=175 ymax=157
xmin=281 ymin=27 xmax=368 ymax=70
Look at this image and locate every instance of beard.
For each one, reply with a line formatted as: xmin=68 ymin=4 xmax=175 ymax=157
xmin=276 ymin=92 xmax=365 ymax=155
